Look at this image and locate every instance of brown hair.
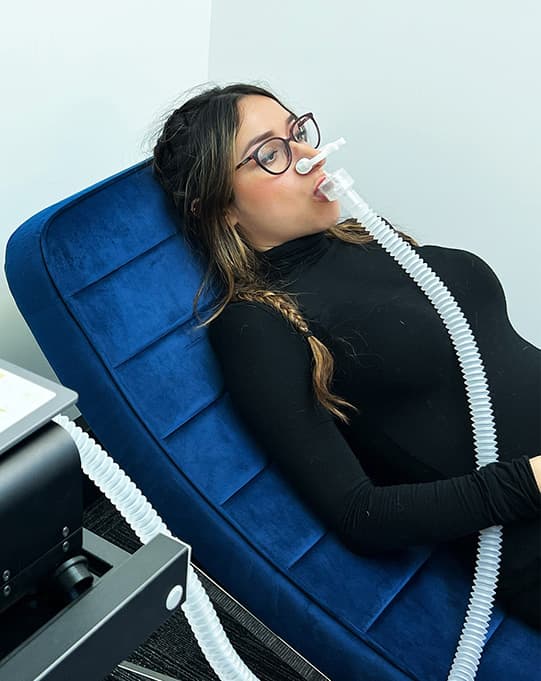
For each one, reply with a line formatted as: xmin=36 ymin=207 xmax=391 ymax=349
xmin=151 ymin=81 xmax=417 ymax=425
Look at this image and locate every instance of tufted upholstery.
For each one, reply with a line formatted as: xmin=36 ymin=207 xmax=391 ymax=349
xmin=5 ymin=159 xmax=540 ymax=680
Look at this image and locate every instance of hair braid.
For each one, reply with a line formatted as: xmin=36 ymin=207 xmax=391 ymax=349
xmin=233 ymin=289 xmax=359 ymax=425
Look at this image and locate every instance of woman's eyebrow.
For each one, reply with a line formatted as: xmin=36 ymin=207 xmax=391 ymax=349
xmin=241 ymin=113 xmax=297 ymax=157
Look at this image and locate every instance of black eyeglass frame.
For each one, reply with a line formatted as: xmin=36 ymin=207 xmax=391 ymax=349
xmin=234 ymin=112 xmax=320 ymax=175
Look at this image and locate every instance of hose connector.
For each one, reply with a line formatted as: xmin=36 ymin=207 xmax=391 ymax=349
xmin=317 ymin=167 xmax=355 ymax=201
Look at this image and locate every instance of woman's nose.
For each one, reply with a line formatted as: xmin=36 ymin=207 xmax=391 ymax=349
xmin=292 ymin=141 xmax=324 ymax=172
xmin=292 ymin=139 xmax=317 ymax=157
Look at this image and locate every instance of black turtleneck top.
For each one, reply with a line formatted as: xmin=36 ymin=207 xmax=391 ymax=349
xmin=207 ymin=228 xmax=541 ymax=558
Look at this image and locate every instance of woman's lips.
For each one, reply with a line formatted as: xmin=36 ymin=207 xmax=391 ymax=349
xmin=313 ymin=176 xmax=329 ymax=201
xmin=313 ymin=176 xmax=326 ymax=194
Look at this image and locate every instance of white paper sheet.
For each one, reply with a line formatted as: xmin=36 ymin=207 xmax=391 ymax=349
xmin=0 ymin=368 xmax=56 ymax=434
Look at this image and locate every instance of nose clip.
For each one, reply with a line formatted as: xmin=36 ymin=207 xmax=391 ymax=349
xmin=295 ymin=137 xmax=346 ymax=174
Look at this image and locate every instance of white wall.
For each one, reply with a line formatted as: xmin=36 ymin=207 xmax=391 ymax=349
xmin=0 ymin=0 xmax=212 ymax=381
xmin=209 ymin=0 xmax=540 ymax=346
xmin=2 ymin=0 xmax=539 ymax=391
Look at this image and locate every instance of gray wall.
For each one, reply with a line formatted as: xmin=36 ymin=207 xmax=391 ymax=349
xmin=1 ymin=0 xmax=212 ymax=382
xmin=209 ymin=0 xmax=540 ymax=346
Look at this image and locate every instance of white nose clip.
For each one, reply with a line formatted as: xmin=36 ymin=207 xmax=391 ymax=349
xmin=296 ymin=137 xmax=346 ymax=174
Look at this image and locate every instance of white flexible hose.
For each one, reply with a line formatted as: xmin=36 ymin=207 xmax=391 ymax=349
xmin=318 ymin=168 xmax=502 ymax=681
xmin=53 ymin=414 xmax=260 ymax=681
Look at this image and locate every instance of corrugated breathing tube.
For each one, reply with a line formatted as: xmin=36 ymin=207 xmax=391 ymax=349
xmin=317 ymin=166 xmax=502 ymax=681
xmin=53 ymin=414 xmax=260 ymax=681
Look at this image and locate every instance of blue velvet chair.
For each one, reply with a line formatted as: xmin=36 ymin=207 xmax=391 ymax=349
xmin=5 ymin=159 xmax=540 ymax=681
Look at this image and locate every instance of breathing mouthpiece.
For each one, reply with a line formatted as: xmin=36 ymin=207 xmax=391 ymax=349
xmin=316 ymin=167 xmax=356 ymax=202
xmin=296 ymin=137 xmax=346 ymax=174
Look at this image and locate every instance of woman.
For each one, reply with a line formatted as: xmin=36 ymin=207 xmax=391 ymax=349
xmin=152 ymin=82 xmax=541 ymax=630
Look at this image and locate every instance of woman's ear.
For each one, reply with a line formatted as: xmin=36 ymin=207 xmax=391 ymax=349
xmin=224 ymin=204 xmax=240 ymax=230
xmin=190 ymin=199 xmax=200 ymax=217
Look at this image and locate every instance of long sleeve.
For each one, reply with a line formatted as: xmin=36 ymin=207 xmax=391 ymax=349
xmin=208 ymin=302 xmax=541 ymax=556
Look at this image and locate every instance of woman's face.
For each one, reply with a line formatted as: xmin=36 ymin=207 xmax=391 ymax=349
xmin=226 ymin=95 xmax=341 ymax=251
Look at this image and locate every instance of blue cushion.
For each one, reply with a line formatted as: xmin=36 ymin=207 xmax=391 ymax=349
xmin=6 ymin=160 xmax=540 ymax=680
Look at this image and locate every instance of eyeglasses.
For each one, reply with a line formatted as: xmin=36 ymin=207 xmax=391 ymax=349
xmin=235 ymin=113 xmax=320 ymax=175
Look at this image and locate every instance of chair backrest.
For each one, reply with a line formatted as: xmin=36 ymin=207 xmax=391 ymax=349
xmin=5 ymin=157 xmax=336 ymax=583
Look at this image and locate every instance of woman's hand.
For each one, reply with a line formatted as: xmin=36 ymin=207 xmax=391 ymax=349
xmin=529 ymin=455 xmax=541 ymax=493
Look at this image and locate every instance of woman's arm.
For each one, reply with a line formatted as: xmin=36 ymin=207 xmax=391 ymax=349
xmin=209 ymin=302 xmax=541 ymax=556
